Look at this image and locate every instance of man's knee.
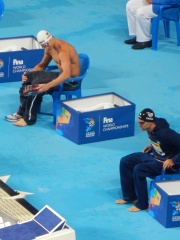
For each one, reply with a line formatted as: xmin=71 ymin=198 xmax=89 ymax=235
xmin=126 ymin=0 xmax=142 ymax=14
xmin=120 ymin=155 xmax=131 ymax=170
xmin=133 ymin=164 xmax=148 ymax=178
xmin=126 ymin=1 xmax=135 ymax=13
xmin=120 ymin=156 xmax=128 ymax=164
xmin=126 ymin=0 xmax=132 ymax=10
xmin=136 ymin=7 xmax=146 ymax=19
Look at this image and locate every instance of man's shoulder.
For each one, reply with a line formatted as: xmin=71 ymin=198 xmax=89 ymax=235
xmin=54 ymin=38 xmax=76 ymax=52
xmin=55 ymin=38 xmax=70 ymax=46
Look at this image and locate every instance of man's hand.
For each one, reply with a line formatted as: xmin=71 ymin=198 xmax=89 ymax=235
xmin=38 ymin=84 xmax=50 ymax=93
xmin=143 ymin=145 xmax=153 ymax=153
xmin=22 ymin=72 xmax=28 ymax=83
xmin=163 ymin=159 xmax=175 ymax=170
xmin=145 ymin=0 xmax=152 ymax=4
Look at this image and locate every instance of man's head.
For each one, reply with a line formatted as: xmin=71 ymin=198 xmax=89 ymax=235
xmin=138 ymin=108 xmax=155 ymax=131
xmin=37 ymin=30 xmax=52 ymax=47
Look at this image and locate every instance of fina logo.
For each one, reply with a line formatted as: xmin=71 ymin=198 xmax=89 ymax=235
xmin=103 ymin=117 xmax=113 ymax=123
xmin=13 ymin=59 xmax=24 ymax=65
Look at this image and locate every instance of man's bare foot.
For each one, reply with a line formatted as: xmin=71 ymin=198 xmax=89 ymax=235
xmin=13 ymin=118 xmax=27 ymax=127
xmin=115 ymin=199 xmax=128 ymax=204
xmin=115 ymin=199 xmax=137 ymax=204
xmin=128 ymin=206 xmax=141 ymax=212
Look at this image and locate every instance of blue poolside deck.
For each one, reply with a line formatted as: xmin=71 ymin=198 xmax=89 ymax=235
xmin=0 ymin=1 xmax=180 ymax=239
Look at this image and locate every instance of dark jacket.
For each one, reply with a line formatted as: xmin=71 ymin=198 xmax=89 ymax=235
xmin=152 ymin=0 xmax=180 ymax=20
xmin=148 ymin=117 xmax=180 ymax=164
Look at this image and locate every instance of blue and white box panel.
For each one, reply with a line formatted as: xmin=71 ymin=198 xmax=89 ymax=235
xmin=0 ymin=35 xmax=44 ymax=83
xmin=149 ymin=180 xmax=180 ymax=228
xmin=56 ymin=92 xmax=135 ymax=144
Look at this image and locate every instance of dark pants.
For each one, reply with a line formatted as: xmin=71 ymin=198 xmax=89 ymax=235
xmin=120 ymin=152 xmax=164 ymax=210
xmin=17 ymin=71 xmax=59 ymax=125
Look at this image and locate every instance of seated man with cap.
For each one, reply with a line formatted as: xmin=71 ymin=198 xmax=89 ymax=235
xmin=5 ymin=30 xmax=80 ymax=126
xmin=116 ymin=108 xmax=180 ymax=211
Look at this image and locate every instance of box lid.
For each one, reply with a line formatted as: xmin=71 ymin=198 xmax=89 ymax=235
xmin=156 ymin=180 xmax=180 ymax=195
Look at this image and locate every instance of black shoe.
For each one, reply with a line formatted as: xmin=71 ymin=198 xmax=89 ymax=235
xmin=132 ymin=40 xmax=152 ymax=50
xmin=124 ymin=37 xmax=137 ymax=45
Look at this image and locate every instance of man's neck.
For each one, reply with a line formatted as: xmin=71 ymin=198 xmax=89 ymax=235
xmin=147 ymin=123 xmax=156 ymax=132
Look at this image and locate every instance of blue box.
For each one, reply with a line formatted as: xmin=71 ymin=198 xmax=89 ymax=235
xmin=56 ymin=92 xmax=135 ymax=144
xmin=149 ymin=180 xmax=180 ymax=228
xmin=0 ymin=35 xmax=44 ymax=83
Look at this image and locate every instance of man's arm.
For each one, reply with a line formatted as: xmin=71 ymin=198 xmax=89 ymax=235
xmin=164 ymin=129 xmax=180 ymax=165
xmin=31 ymin=49 xmax=52 ymax=71
xmin=38 ymin=51 xmax=71 ymax=92
xmin=22 ymin=49 xmax=52 ymax=83
xmin=143 ymin=145 xmax=153 ymax=153
xmin=163 ymin=159 xmax=176 ymax=169
xmin=145 ymin=0 xmax=152 ymax=5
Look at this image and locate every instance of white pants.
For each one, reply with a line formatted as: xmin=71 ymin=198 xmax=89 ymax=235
xmin=126 ymin=0 xmax=157 ymax=42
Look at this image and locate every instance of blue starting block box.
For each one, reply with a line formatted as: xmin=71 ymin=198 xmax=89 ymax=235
xmin=149 ymin=180 xmax=180 ymax=228
xmin=0 ymin=35 xmax=44 ymax=83
xmin=56 ymin=92 xmax=135 ymax=144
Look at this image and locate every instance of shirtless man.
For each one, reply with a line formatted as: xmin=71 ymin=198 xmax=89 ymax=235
xmin=5 ymin=30 xmax=80 ymax=126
